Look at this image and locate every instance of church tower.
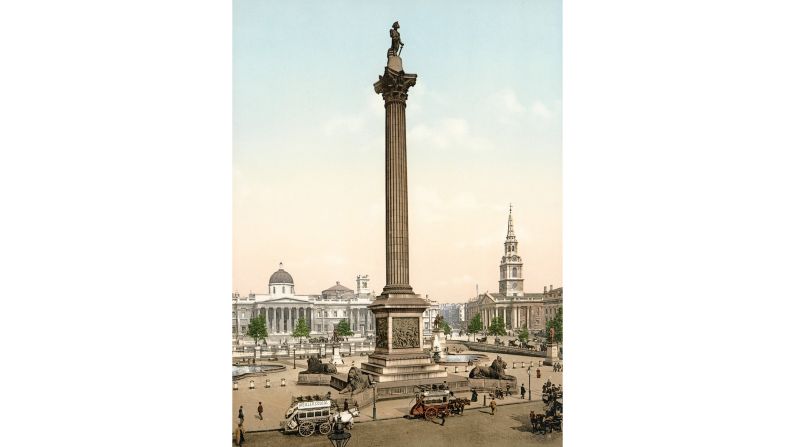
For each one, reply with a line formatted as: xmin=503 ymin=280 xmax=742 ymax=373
xmin=498 ymin=205 xmax=524 ymax=296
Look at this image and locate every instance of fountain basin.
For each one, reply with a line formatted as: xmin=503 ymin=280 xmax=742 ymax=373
xmin=435 ymin=353 xmax=488 ymax=365
xmin=232 ymin=364 xmax=285 ymax=380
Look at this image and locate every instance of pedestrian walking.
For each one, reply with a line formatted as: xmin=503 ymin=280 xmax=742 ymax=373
xmin=490 ymin=398 xmax=497 ymax=415
xmin=238 ymin=405 xmax=244 ymax=425
xmin=506 ymin=384 xmax=512 ymax=396
xmin=440 ymin=410 xmax=446 ymax=426
xmin=234 ymin=422 xmax=245 ymax=446
xmin=520 ymin=384 xmax=526 ymax=400
xmin=257 ymin=402 xmax=263 ymax=420
xmin=343 ymin=399 xmax=349 ymax=412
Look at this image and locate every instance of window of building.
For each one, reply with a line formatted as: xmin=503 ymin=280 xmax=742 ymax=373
xmin=333 ymin=311 xmax=337 ymax=317
xmin=282 ymin=286 xmax=285 ymax=293
xmin=512 ymin=267 xmax=517 ymax=277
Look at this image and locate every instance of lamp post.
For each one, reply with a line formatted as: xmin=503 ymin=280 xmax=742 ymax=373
xmin=527 ymin=366 xmax=532 ymax=401
xmin=328 ymin=415 xmax=352 ymax=447
xmin=372 ymin=383 xmax=377 ymax=420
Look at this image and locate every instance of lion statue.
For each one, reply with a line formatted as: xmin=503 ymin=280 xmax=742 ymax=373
xmin=304 ymin=354 xmax=337 ymax=375
xmin=468 ymin=356 xmax=515 ymax=380
xmin=340 ymin=366 xmax=372 ymax=395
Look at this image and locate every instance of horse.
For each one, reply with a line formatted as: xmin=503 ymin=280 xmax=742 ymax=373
xmin=335 ymin=407 xmax=360 ymax=429
xmin=476 ymin=336 xmax=487 ymax=343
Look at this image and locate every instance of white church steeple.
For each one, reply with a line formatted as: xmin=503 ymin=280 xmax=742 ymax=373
xmin=499 ymin=204 xmax=524 ymax=296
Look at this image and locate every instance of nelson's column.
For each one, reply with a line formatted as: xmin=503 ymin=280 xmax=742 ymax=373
xmin=360 ymin=22 xmax=447 ymax=383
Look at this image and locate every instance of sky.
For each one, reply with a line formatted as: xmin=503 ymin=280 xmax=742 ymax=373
xmin=233 ymin=0 xmax=561 ymax=303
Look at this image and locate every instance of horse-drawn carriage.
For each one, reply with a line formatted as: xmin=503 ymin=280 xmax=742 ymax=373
xmin=493 ymin=337 xmax=505 ymax=346
xmin=530 ymin=399 xmax=562 ymax=434
xmin=408 ymin=386 xmax=470 ymax=420
xmin=280 ymin=397 xmax=359 ymax=437
xmin=476 ymin=336 xmax=488 ymax=343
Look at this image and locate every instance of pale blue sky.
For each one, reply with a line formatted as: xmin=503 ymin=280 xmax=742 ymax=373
xmin=234 ymin=0 xmax=561 ymax=301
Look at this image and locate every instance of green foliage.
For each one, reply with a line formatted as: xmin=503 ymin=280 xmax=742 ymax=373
xmin=336 ymin=319 xmax=354 ymax=337
xmin=442 ymin=321 xmax=452 ymax=336
xmin=247 ymin=315 xmax=268 ymax=345
xmin=517 ymin=327 xmax=530 ymax=343
xmin=292 ymin=317 xmax=310 ymax=342
xmin=467 ymin=313 xmax=483 ymax=334
xmin=488 ymin=316 xmax=507 ymax=336
xmin=546 ymin=307 xmax=563 ymax=343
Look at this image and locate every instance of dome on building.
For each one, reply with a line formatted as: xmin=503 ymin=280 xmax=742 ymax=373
xmin=268 ymin=262 xmax=294 ymax=285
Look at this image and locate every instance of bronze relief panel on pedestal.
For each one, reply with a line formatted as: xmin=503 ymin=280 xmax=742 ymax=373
xmin=391 ymin=317 xmax=420 ymax=349
xmin=375 ymin=317 xmax=388 ymax=349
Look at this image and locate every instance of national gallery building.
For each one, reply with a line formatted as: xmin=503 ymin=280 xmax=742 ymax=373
xmin=464 ymin=208 xmax=563 ymax=333
xmin=232 ymin=264 xmax=441 ymax=343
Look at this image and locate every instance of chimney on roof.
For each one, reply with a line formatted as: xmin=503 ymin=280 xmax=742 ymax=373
xmin=550 ymin=284 xmax=553 ymax=291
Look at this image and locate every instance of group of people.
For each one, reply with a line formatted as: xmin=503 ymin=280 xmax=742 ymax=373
xmin=552 ymin=362 xmax=563 ymax=372
xmin=541 ymin=380 xmax=562 ymax=403
xmin=234 ymin=401 xmax=265 ymax=446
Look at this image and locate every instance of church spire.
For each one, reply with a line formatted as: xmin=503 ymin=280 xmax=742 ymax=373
xmin=506 ymin=204 xmax=516 ymax=241
xmin=499 ymin=204 xmax=524 ymax=296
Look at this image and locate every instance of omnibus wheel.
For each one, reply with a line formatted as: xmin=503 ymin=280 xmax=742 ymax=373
xmin=424 ymin=407 xmax=438 ymax=421
xmin=318 ymin=422 xmax=332 ymax=435
xmin=298 ymin=422 xmax=314 ymax=437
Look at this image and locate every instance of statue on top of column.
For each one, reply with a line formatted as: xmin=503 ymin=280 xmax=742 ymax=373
xmin=389 ymin=21 xmax=403 ymax=56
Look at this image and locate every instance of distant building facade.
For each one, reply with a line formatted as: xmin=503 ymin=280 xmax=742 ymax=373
xmin=464 ymin=207 xmax=563 ymax=332
xmin=232 ymin=265 xmax=377 ymax=343
xmin=439 ymin=303 xmax=464 ymax=328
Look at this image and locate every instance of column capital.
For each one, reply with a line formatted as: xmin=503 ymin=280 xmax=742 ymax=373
xmin=374 ymin=67 xmax=417 ymax=104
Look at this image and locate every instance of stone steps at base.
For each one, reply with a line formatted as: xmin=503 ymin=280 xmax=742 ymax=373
xmin=359 ymin=362 xmax=444 ymax=375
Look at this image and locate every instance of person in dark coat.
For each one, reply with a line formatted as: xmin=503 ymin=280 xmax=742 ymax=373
xmin=257 ymin=402 xmax=263 ymax=420
xmin=234 ymin=423 xmax=245 ymax=446
xmin=520 ymin=384 xmax=526 ymax=400
xmin=343 ymin=399 xmax=349 ymax=412
xmin=440 ymin=410 xmax=446 ymax=426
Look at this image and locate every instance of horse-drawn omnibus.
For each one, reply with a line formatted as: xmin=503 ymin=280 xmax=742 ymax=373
xmin=281 ymin=399 xmax=333 ymax=437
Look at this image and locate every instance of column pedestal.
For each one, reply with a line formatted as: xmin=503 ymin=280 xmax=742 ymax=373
xmin=330 ymin=344 xmax=344 ymax=366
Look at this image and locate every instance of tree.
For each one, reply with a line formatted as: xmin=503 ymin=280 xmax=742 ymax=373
xmin=488 ymin=316 xmax=507 ymax=336
xmin=467 ymin=313 xmax=483 ymax=339
xmin=292 ymin=317 xmax=310 ymax=344
xmin=336 ymin=319 xmax=354 ymax=337
xmin=546 ymin=307 xmax=562 ymax=343
xmin=517 ymin=327 xmax=530 ymax=343
xmin=247 ymin=315 xmax=268 ymax=347
xmin=442 ymin=321 xmax=452 ymax=338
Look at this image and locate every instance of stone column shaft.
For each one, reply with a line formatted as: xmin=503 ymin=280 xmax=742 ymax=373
xmin=374 ymin=62 xmax=416 ymax=295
